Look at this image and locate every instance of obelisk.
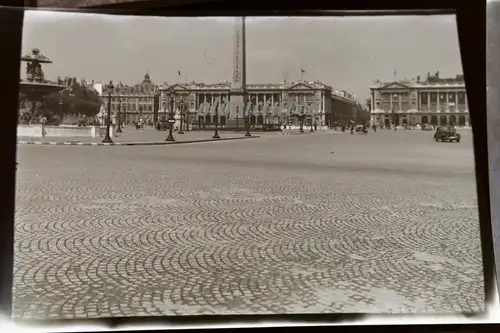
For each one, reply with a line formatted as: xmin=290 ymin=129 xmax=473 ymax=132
xmin=230 ymin=17 xmax=246 ymax=119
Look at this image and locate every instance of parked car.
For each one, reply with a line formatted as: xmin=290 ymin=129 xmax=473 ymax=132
xmin=421 ymin=124 xmax=434 ymax=131
xmin=355 ymin=125 xmax=368 ymax=134
xmin=434 ymin=126 xmax=461 ymax=143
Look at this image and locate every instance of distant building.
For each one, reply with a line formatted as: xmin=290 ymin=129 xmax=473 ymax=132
xmin=100 ymin=73 xmax=160 ymax=123
xmin=158 ymin=80 xmax=360 ymax=128
xmin=370 ymin=72 xmax=469 ymax=127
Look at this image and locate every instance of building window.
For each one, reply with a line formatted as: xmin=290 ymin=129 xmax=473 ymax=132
xmin=273 ymin=94 xmax=281 ymax=104
xmin=430 ymin=93 xmax=437 ymax=103
xmin=220 ymin=116 xmax=226 ymax=126
xmin=439 ymin=93 xmax=446 ymax=104
xmin=457 ymin=92 xmax=466 ymax=104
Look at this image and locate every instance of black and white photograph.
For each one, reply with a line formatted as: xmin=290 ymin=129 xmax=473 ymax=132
xmin=14 ymin=10 xmax=483 ymax=319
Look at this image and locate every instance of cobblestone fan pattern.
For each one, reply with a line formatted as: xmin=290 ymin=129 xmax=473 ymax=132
xmin=13 ymin=130 xmax=483 ymax=319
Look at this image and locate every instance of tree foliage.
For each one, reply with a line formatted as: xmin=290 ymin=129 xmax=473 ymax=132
xmin=41 ymin=78 xmax=102 ymax=120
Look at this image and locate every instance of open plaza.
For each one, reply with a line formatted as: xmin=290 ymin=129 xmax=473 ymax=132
xmin=14 ymin=128 xmax=483 ymax=318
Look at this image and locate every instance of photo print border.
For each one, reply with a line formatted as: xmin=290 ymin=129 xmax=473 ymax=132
xmin=0 ymin=0 xmax=489 ymax=331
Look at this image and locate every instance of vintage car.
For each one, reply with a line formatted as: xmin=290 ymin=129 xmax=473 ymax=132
xmin=434 ymin=126 xmax=461 ymax=142
xmin=355 ymin=125 xmax=368 ymax=133
xmin=421 ymin=124 xmax=434 ymax=131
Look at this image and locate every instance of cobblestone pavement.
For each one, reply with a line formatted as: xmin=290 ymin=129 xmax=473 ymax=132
xmin=14 ymin=129 xmax=483 ymax=319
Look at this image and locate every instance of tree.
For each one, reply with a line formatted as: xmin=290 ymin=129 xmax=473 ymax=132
xmin=41 ymin=79 xmax=102 ymax=121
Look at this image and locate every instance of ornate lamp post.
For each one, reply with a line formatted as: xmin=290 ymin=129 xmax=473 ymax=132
xmin=123 ymin=103 xmax=127 ymax=126
xmin=213 ymin=98 xmax=220 ymax=139
xmin=299 ymin=106 xmax=305 ymax=133
xmin=102 ymin=81 xmax=114 ymax=144
xmin=236 ymin=107 xmax=240 ymax=131
xmin=58 ymin=94 xmax=63 ymax=124
xmin=197 ymin=104 xmax=203 ymax=130
xmin=158 ymin=101 xmax=166 ymax=130
xmin=309 ymin=106 xmax=314 ymax=132
xmin=166 ymin=94 xmax=176 ymax=142
xmin=164 ymin=100 xmax=167 ymax=121
xmin=243 ymin=95 xmax=253 ymax=137
xmin=185 ymin=101 xmax=191 ymax=132
xmin=116 ymin=98 xmax=122 ymax=133
xmin=178 ymin=96 xmax=185 ymax=134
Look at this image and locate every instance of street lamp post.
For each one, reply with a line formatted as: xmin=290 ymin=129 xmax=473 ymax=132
xmin=244 ymin=95 xmax=252 ymax=137
xmin=164 ymin=101 xmax=167 ymax=121
xmin=213 ymin=100 xmax=220 ymax=139
xmin=309 ymin=107 xmax=314 ymax=132
xmin=166 ymin=95 xmax=175 ymax=142
xmin=102 ymin=81 xmax=114 ymax=144
xmin=58 ymin=94 xmax=63 ymax=125
xmin=178 ymin=97 xmax=185 ymax=134
xmin=236 ymin=107 xmax=240 ymax=131
xmin=116 ymin=98 xmax=122 ymax=133
xmin=198 ymin=109 xmax=202 ymax=130
xmin=299 ymin=107 xmax=305 ymax=133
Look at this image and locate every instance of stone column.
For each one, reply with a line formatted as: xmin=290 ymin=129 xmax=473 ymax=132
xmin=427 ymin=92 xmax=430 ymax=110
xmin=455 ymin=92 xmax=459 ymax=112
xmin=389 ymin=93 xmax=393 ymax=111
xmin=398 ymin=93 xmax=402 ymax=112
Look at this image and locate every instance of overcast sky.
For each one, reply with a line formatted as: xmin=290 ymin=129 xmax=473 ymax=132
xmin=21 ymin=10 xmax=463 ymax=100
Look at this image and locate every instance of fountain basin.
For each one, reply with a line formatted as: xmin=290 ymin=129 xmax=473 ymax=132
xmin=17 ymin=124 xmax=115 ymax=138
xmin=19 ymin=81 xmax=65 ymax=96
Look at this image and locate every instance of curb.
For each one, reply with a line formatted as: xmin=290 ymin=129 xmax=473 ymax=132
xmin=17 ymin=136 xmax=260 ymax=146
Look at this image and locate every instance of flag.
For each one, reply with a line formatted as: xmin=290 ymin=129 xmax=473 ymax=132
xmin=301 ymin=69 xmax=305 ymax=73
xmin=178 ymin=70 xmax=181 ymax=76
xmin=393 ymin=69 xmax=396 ymax=77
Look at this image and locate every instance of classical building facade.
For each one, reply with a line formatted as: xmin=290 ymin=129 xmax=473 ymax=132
xmin=370 ymin=73 xmax=469 ymax=127
xmin=100 ymin=73 xmax=160 ymax=123
xmin=157 ymin=80 xmax=360 ymax=128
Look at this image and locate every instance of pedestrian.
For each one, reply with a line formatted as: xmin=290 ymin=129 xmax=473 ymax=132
xmin=41 ymin=115 xmax=47 ymax=137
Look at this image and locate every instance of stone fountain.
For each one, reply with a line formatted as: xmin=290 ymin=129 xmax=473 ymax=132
xmin=19 ymin=48 xmax=65 ymax=124
xmin=17 ymin=48 xmax=113 ymax=139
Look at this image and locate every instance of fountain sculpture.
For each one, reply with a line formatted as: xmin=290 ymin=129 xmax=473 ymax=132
xmin=19 ymin=48 xmax=65 ymax=124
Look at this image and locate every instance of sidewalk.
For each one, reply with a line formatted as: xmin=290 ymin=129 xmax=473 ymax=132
xmin=18 ymin=128 xmax=260 ymax=146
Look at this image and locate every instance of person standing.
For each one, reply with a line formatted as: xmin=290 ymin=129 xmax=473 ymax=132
xmin=41 ymin=115 xmax=47 ymax=137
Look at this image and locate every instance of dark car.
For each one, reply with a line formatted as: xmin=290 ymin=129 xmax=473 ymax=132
xmin=355 ymin=125 xmax=368 ymax=133
xmin=421 ymin=124 xmax=433 ymax=131
xmin=434 ymin=126 xmax=461 ymax=143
